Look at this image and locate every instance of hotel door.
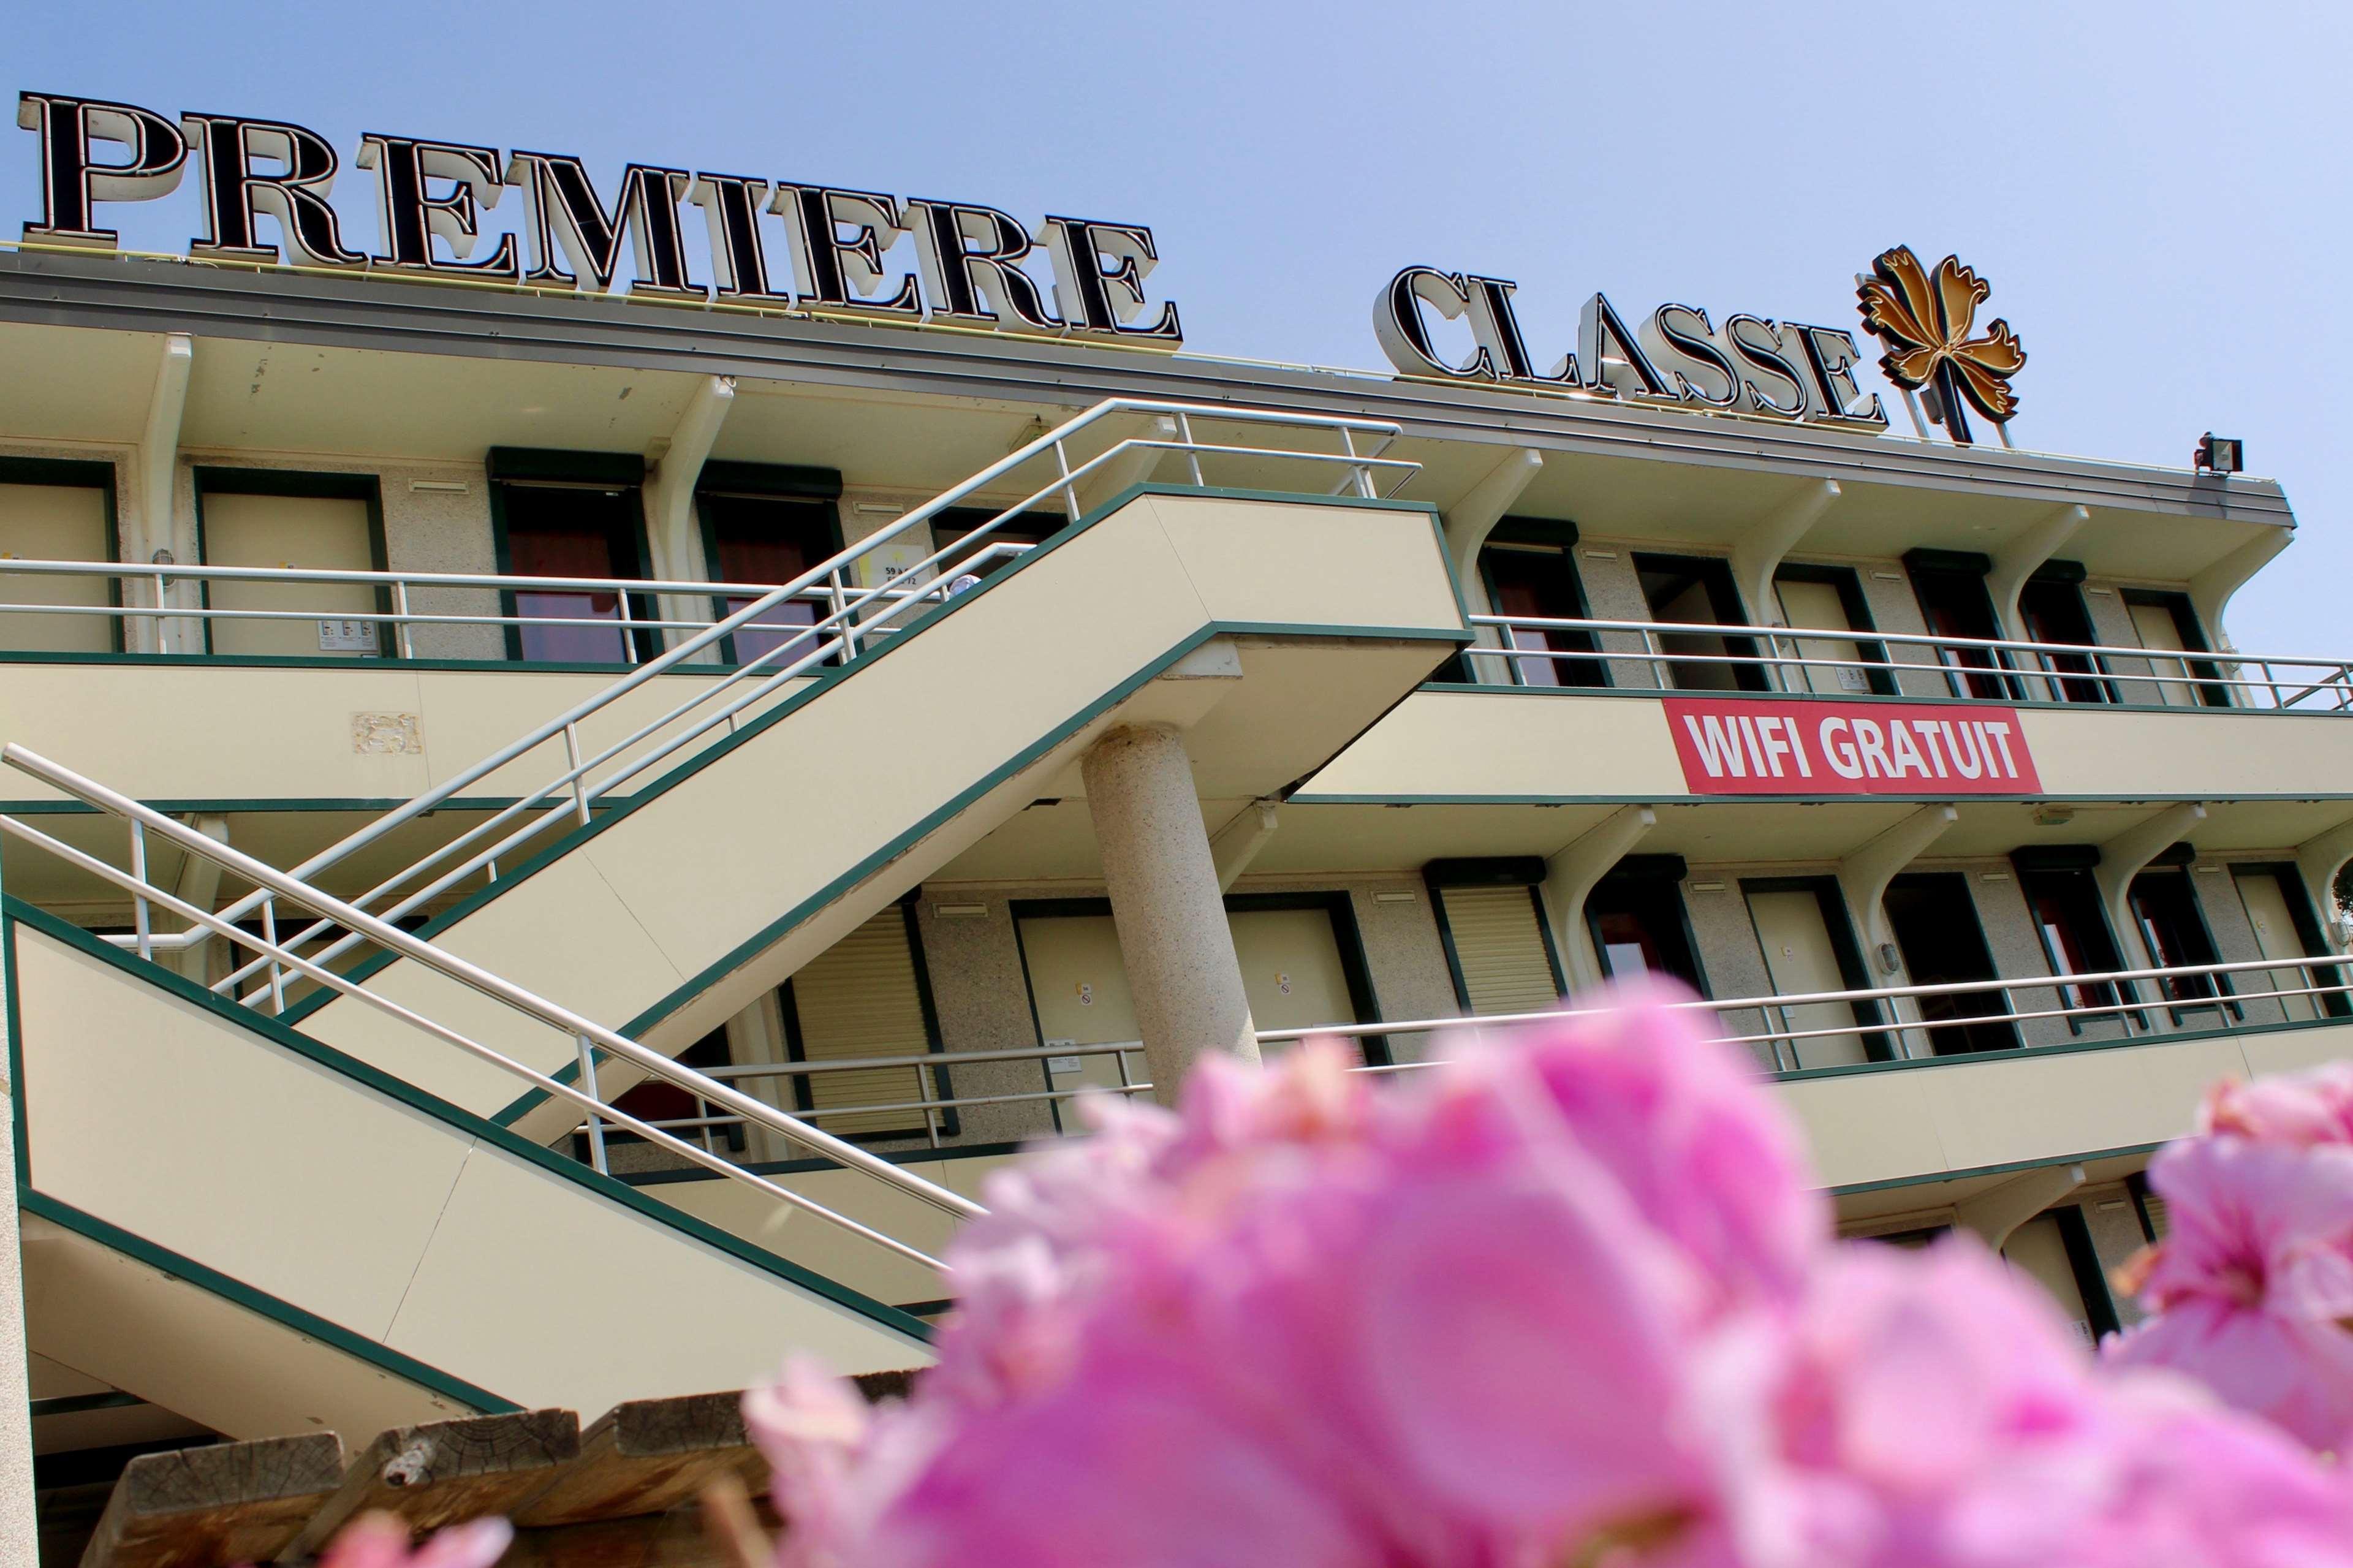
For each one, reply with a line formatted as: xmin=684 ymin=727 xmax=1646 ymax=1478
xmin=1017 ymin=912 xmax=1145 ymax=1125
xmin=2233 ymin=868 xmax=2324 ymax=1023
xmin=2124 ymin=595 xmax=2213 ymax=708
xmin=1227 ymin=905 xmax=1360 ymax=1059
xmin=0 ymin=477 xmax=113 ymax=653
xmin=1770 ymin=575 xmax=1871 ymax=695
xmin=1016 ymin=899 xmax=1371 ymax=1127
xmin=200 ymin=487 xmax=380 ymax=657
xmin=1743 ymin=885 xmax=1870 ymax=1068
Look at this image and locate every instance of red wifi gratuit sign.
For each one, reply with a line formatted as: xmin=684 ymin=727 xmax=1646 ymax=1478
xmin=1662 ymin=697 xmax=2041 ymax=795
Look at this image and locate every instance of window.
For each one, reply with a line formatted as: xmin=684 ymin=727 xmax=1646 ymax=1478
xmin=1904 ymin=549 xmax=2010 ymax=700
xmin=2016 ymin=572 xmax=2114 ymax=704
xmin=2128 ymin=866 xmax=2228 ymax=1016
xmin=599 ymin=1027 xmax=744 ymax=1154
xmin=700 ymin=491 xmax=841 ymax=670
xmin=0 ymin=458 xmax=118 ymax=654
xmin=1424 ymin=858 xmax=1567 ymax=1016
xmin=1481 ymin=543 xmax=1605 ymax=687
xmin=496 ymin=481 xmax=651 ymax=664
xmin=1586 ymin=858 xmax=1706 ymax=993
xmin=2017 ymin=862 xmax=2126 ymax=1028
xmin=1474 ymin=520 xmax=1604 ymax=689
xmin=1634 ymin=553 xmax=1764 ymax=691
xmin=1883 ymin=873 xmax=2018 ymax=1053
xmin=781 ymin=903 xmax=952 ymax=1142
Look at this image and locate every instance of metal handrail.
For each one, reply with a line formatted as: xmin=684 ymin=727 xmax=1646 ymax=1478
xmin=1466 ymin=613 xmax=2338 ymax=711
xmin=1257 ymin=947 xmax=2353 ymax=1067
xmin=0 ymin=744 xmax=985 ymax=1268
xmin=549 ymin=945 xmax=2353 ymax=1143
xmin=174 ymin=400 xmax=1409 ymax=1004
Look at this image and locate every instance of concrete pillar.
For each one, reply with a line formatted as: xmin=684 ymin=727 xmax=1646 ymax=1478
xmin=0 ymin=1079 xmax=34 ymax=1564
xmin=1082 ymin=724 xmax=1258 ymax=1104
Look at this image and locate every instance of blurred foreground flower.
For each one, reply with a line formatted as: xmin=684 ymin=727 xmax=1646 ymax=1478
xmin=750 ymin=986 xmax=2353 ymax=1566
xmin=2107 ymin=1064 xmax=2353 ymax=1450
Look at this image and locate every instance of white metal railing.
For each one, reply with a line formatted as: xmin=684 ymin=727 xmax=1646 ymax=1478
xmin=561 ymin=948 xmax=2353 ymax=1147
xmin=0 ymin=546 xmax=1031 ymax=662
xmin=0 ymin=743 xmax=985 ymax=1274
xmin=78 ymin=401 xmax=1410 ymax=1012
xmin=1261 ymin=949 xmax=2353 ymax=1074
xmin=1464 ymin=614 xmax=2341 ymax=712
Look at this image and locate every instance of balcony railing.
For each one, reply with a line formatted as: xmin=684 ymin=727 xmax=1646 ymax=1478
xmin=527 ymin=949 xmax=2353 ymax=1154
xmin=1463 ymin=614 xmax=2349 ymax=713
xmin=0 ymin=547 xmax=1029 ymax=662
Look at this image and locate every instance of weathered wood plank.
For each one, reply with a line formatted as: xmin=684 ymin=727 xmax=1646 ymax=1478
xmin=507 ymin=1394 xmax=759 ymax=1528
xmin=276 ymin=1409 xmax=580 ymax=1559
xmin=496 ymin=1496 xmax=782 ymax=1568
xmin=77 ymin=1433 xmax=345 ymax=1568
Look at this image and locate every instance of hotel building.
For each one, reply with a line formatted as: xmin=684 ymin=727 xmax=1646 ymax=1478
xmin=1 ymin=91 xmax=2344 ymax=1561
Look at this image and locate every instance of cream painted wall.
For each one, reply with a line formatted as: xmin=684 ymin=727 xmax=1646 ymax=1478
xmin=11 ymin=925 xmax=931 ymax=1431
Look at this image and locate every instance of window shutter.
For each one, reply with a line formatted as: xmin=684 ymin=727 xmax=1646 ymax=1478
xmin=788 ymin=911 xmax=935 ymax=1137
xmin=2141 ymin=1191 xmax=2170 ymax=1240
xmin=1439 ymin=886 xmax=1562 ymax=1015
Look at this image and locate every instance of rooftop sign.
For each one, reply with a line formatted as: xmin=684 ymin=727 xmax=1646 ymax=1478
xmin=12 ymin=91 xmax=1184 ymax=347
xmin=1371 ymin=248 xmax=2029 ymax=445
xmin=1373 ymin=268 xmax=1891 ymax=433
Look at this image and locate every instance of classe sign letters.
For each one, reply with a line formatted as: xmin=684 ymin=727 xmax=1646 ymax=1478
xmin=1662 ymin=698 xmax=2040 ymax=796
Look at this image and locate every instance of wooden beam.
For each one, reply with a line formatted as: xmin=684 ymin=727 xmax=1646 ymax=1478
xmin=508 ymin=1394 xmax=759 ymax=1528
xmin=498 ymin=1493 xmax=783 ymax=1568
xmin=277 ymin=1410 xmax=580 ymax=1559
xmin=78 ymin=1433 xmax=344 ymax=1568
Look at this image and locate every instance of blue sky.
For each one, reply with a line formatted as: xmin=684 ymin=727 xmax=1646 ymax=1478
xmin=7 ymin=1 xmax=2346 ymax=648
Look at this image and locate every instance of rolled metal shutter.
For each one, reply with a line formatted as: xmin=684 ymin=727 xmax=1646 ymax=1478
xmin=1439 ymin=885 xmax=1562 ymax=1015
xmin=789 ymin=911 xmax=935 ymax=1137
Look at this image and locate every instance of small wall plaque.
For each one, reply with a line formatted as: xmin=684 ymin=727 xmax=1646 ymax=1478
xmin=350 ymin=712 xmax=423 ymax=756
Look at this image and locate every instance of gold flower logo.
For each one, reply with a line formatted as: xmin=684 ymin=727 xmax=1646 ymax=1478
xmin=1855 ymin=246 xmax=2026 ymax=445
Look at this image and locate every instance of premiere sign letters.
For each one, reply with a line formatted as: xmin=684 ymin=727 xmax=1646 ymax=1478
xmin=12 ymin=91 xmax=1184 ymax=345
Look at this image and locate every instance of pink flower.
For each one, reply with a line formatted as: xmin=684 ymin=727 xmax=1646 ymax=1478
xmin=312 ymin=1512 xmax=512 ymax=1568
xmin=745 ymin=991 xmax=2353 ymax=1567
xmin=749 ymin=992 xmax=1811 ymax=1566
xmin=2200 ymin=1063 xmax=2353 ymax=1148
xmin=2105 ymin=1134 xmax=2353 ymax=1450
xmin=1767 ymin=1240 xmax=2353 ymax=1567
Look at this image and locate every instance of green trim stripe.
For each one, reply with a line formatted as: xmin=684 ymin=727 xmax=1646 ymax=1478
xmin=1827 ymin=1141 xmax=2166 ymax=1198
xmin=2 ymin=903 xmax=933 ymax=1344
